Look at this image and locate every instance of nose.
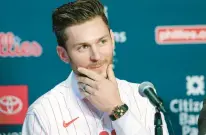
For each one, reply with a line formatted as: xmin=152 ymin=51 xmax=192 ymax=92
xmin=90 ymin=46 xmax=101 ymax=61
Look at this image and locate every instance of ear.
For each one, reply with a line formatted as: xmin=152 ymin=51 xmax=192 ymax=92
xmin=110 ymin=29 xmax=115 ymax=50
xmin=56 ymin=46 xmax=70 ymax=63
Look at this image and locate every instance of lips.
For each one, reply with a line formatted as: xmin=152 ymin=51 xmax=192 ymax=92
xmin=88 ymin=63 xmax=105 ymax=69
xmin=89 ymin=64 xmax=103 ymax=69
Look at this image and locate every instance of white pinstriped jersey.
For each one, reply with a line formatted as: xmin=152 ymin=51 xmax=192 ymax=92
xmin=22 ymin=72 xmax=169 ymax=135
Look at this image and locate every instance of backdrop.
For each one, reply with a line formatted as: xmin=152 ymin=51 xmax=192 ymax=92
xmin=0 ymin=0 xmax=206 ymax=135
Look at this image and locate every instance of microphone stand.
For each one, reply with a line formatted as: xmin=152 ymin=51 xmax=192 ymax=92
xmin=154 ymin=107 xmax=163 ymax=135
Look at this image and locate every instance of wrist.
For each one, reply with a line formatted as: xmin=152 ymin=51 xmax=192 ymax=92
xmin=108 ymin=101 xmax=124 ymax=115
xmin=109 ymin=103 xmax=129 ymax=121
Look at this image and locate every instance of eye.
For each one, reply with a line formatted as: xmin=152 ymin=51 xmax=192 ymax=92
xmin=77 ymin=45 xmax=89 ymax=51
xmin=100 ymin=39 xmax=107 ymax=44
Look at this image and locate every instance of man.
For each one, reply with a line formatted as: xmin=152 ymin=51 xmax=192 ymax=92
xmin=22 ymin=0 xmax=169 ymax=135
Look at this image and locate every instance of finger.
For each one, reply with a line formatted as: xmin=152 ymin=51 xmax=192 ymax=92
xmin=79 ymin=83 xmax=97 ymax=96
xmin=80 ymin=89 xmax=90 ymax=98
xmin=79 ymin=83 xmax=91 ymax=96
xmin=77 ymin=77 xmax=96 ymax=88
xmin=107 ymin=64 xmax=117 ymax=84
xmin=77 ymin=67 xmax=103 ymax=81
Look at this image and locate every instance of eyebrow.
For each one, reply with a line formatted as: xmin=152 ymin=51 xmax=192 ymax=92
xmin=73 ymin=34 xmax=110 ymax=47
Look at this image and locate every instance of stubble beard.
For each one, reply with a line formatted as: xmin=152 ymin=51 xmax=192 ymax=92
xmin=70 ymin=55 xmax=113 ymax=78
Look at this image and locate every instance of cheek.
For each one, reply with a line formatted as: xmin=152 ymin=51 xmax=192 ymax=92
xmin=101 ymin=45 xmax=114 ymax=57
xmin=69 ymin=52 xmax=90 ymax=67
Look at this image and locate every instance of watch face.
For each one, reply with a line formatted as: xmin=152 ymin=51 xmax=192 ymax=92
xmin=109 ymin=104 xmax=128 ymax=120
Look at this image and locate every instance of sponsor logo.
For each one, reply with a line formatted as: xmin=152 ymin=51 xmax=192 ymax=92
xmin=63 ymin=117 xmax=79 ymax=128
xmin=0 ymin=95 xmax=23 ymax=115
xmin=0 ymin=32 xmax=42 ymax=57
xmin=155 ymin=25 xmax=206 ymax=45
xmin=186 ymin=75 xmax=205 ymax=96
xmin=170 ymin=75 xmax=204 ymax=135
xmin=0 ymin=86 xmax=28 ymax=124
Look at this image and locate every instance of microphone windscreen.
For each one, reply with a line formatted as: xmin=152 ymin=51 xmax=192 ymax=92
xmin=138 ymin=81 xmax=155 ymax=97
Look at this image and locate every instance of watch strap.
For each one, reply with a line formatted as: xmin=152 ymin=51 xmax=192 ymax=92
xmin=109 ymin=103 xmax=128 ymax=121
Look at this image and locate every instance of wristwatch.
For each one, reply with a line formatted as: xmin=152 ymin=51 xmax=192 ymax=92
xmin=109 ymin=103 xmax=128 ymax=121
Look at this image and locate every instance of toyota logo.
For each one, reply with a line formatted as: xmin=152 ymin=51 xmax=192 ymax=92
xmin=0 ymin=95 xmax=23 ymax=115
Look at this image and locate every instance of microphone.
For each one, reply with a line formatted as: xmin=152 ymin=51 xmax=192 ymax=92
xmin=138 ymin=81 xmax=166 ymax=113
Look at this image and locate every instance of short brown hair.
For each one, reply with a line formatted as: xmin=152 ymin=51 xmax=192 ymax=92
xmin=52 ymin=0 xmax=109 ymax=48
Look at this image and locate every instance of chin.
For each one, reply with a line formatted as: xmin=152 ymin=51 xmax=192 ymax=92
xmin=92 ymin=69 xmax=107 ymax=78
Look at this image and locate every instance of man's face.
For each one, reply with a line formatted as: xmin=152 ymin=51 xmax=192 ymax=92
xmin=60 ymin=16 xmax=115 ymax=78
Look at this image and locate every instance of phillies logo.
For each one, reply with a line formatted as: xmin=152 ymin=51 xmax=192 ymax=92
xmin=0 ymin=95 xmax=23 ymax=115
xmin=0 ymin=86 xmax=28 ymax=124
xmin=155 ymin=25 xmax=206 ymax=45
xmin=0 ymin=32 xmax=42 ymax=57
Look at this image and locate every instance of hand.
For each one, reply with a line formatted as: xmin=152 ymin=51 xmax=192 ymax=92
xmin=77 ymin=64 xmax=123 ymax=114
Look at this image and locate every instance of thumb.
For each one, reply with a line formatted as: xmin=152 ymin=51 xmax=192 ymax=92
xmin=107 ymin=64 xmax=117 ymax=84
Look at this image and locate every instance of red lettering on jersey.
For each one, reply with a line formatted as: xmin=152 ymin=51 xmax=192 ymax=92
xmin=111 ymin=130 xmax=116 ymax=135
xmin=99 ymin=130 xmax=116 ymax=135
xmin=99 ymin=131 xmax=109 ymax=135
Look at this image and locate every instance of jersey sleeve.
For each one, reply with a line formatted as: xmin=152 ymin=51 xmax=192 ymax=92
xmin=112 ymin=109 xmax=151 ymax=135
xmin=22 ymin=110 xmax=48 ymax=135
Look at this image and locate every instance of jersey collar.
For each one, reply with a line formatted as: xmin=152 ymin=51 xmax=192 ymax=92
xmin=66 ymin=71 xmax=85 ymax=100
